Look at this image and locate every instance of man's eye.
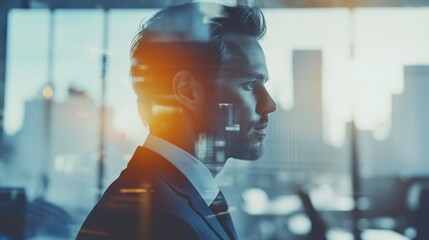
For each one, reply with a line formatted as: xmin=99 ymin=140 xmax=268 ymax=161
xmin=242 ymin=81 xmax=256 ymax=91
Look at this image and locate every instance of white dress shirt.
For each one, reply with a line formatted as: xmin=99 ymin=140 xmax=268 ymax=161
xmin=143 ymin=134 xmax=219 ymax=206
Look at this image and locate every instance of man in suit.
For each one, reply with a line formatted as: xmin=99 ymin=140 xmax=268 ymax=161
xmin=77 ymin=2 xmax=276 ymax=239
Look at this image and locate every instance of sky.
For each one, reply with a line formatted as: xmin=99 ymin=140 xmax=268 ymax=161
xmin=5 ymin=7 xmax=429 ymax=146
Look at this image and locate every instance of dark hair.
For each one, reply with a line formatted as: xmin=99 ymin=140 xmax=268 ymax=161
xmin=130 ymin=2 xmax=266 ymax=99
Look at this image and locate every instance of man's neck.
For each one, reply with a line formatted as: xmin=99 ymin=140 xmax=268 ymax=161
xmin=151 ymin=131 xmax=196 ymax=158
xmin=150 ymin=130 xmax=227 ymax=177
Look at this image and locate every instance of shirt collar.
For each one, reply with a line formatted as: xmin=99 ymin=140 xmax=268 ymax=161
xmin=143 ymin=134 xmax=219 ymax=206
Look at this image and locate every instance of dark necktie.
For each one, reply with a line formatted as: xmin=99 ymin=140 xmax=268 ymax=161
xmin=209 ymin=191 xmax=238 ymax=240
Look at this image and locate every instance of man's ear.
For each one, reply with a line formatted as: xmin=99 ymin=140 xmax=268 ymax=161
xmin=172 ymin=70 xmax=204 ymax=112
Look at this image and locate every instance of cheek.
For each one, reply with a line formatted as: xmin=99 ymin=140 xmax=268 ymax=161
xmin=234 ymin=92 xmax=257 ymax=113
xmin=219 ymin=85 xmax=255 ymax=107
xmin=229 ymin=93 xmax=257 ymax=131
xmin=212 ymin=85 xmax=257 ymax=126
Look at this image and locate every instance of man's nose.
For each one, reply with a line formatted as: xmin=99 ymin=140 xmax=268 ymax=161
xmin=256 ymin=87 xmax=277 ymax=115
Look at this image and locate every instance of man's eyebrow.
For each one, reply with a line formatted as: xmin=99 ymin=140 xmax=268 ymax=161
xmin=244 ymin=71 xmax=269 ymax=82
xmin=221 ymin=68 xmax=269 ymax=81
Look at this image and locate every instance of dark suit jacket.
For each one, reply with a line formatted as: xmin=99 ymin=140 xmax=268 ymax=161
xmin=77 ymin=146 xmax=234 ymax=240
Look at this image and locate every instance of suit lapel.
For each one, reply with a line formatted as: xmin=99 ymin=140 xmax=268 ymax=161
xmin=128 ymin=146 xmax=231 ymax=240
xmin=188 ymin=194 xmax=233 ymax=240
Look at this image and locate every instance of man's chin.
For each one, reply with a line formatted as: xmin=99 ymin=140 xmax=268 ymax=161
xmin=231 ymin=143 xmax=264 ymax=160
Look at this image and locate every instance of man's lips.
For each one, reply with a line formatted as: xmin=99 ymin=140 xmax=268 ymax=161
xmin=253 ymin=122 xmax=268 ymax=133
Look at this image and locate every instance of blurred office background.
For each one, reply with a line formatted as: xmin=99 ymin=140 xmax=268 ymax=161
xmin=1 ymin=0 xmax=429 ymax=239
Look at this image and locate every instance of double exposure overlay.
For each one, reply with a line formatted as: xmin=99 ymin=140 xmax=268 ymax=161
xmin=1 ymin=1 xmax=429 ymax=239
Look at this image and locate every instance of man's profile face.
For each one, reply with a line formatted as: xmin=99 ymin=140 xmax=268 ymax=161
xmin=202 ymin=34 xmax=277 ymax=160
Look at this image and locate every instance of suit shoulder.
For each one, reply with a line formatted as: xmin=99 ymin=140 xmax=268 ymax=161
xmin=77 ymin=171 xmax=193 ymax=238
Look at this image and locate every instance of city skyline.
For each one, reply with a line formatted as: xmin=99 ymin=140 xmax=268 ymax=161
xmin=5 ymin=8 xmax=429 ymax=146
